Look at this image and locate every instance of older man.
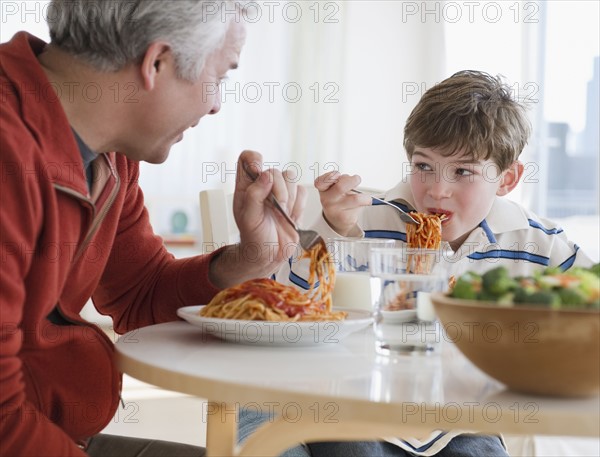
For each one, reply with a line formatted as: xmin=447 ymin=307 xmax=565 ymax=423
xmin=0 ymin=1 xmax=303 ymax=455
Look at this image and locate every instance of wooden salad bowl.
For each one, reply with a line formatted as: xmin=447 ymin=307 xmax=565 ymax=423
xmin=431 ymin=293 xmax=600 ymax=397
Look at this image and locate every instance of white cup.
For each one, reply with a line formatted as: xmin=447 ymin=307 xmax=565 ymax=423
xmin=327 ymin=238 xmax=396 ymax=311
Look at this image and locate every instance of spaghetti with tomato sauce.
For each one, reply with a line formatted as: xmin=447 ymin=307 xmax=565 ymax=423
xmin=405 ymin=212 xmax=445 ymax=274
xmin=199 ymin=241 xmax=345 ymax=322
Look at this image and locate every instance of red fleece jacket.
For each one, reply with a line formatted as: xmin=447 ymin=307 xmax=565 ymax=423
xmin=0 ymin=33 xmax=222 ymax=456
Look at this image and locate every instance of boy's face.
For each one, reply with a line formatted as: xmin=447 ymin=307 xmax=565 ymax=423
xmin=409 ymin=146 xmax=513 ymax=250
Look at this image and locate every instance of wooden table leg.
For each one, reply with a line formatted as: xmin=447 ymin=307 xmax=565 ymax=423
xmin=206 ymin=402 xmax=238 ymax=457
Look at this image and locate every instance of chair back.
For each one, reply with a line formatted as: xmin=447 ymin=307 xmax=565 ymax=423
xmin=199 ymin=189 xmax=239 ymax=251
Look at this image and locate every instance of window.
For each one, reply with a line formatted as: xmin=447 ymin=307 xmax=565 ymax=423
xmin=443 ymin=1 xmax=599 ymax=219
xmin=539 ymin=1 xmax=599 ymax=218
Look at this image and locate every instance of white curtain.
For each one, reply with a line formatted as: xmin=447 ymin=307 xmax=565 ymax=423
xmin=6 ymin=1 xmax=597 ymax=237
xmin=139 ymin=1 xmax=449 ymax=234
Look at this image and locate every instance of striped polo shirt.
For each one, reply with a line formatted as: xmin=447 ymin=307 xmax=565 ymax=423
xmin=280 ymin=180 xmax=593 ymax=290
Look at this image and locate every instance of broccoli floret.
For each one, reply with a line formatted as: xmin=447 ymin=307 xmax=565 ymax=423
xmin=451 ymin=272 xmax=482 ymax=300
xmin=518 ymin=290 xmax=562 ymax=308
xmin=590 ymin=263 xmax=600 ymax=278
xmin=558 ymin=287 xmax=587 ymax=307
xmin=514 ymin=286 xmax=532 ymax=304
xmin=482 ymin=266 xmax=517 ymax=296
xmin=477 ymin=290 xmax=498 ymax=302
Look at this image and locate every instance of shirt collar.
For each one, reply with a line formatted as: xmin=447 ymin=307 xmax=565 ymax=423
xmin=484 ymin=197 xmax=530 ymax=234
xmin=71 ymin=128 xmax=98 ymax=170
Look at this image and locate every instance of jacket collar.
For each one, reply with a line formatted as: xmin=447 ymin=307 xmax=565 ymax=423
xmin=1 ymin=32 xmax=88 ymax=195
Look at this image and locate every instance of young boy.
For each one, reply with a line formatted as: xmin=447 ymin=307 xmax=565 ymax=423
xmin=308 ymin=70 xmax=593 ymax=279
xmin=261 ymin=70 xmax=594 ymax=457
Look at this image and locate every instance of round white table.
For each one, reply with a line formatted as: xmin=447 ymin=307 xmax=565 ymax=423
xmin=115 ymin=322 xmax=599 ymax=457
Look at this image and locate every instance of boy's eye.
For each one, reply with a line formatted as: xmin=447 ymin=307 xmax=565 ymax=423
xmin=414 ymin=162 xmax=432 ymax=172
xmin=456 ymin=168 xmax=474 ymax=176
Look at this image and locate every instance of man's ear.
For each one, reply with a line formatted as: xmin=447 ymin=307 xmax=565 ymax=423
xmin=140 ymin=42 xmax=172 ymax=91
xmin=497 ymin=161 xmax=524 ymax=196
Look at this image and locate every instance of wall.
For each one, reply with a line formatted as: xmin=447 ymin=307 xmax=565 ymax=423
xmin=2 ymin=1 xmax=598 ymax=260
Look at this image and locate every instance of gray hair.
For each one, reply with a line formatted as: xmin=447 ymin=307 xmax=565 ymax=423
xmin=47 ymin=0 xmax=246 ymax=81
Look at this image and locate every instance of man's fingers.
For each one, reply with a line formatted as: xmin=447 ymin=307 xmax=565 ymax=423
xmin=290 ymin=184 xmax=307 ymax=223
xmin=237 ymin=150 xmax=263 ymax=190
xmin=314 ymin=171 xmax=340 ymax=191
xmin=283 ymin=169 xmax=297 ymax=215
xmin=334 ymin=174 xmax=362 ymax=195
xmin=268 ymin=168 xmax=289 ymax=210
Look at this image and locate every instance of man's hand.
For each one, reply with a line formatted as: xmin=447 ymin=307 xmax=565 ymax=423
xmin=315 ymin=171 xmax=371 ymax=236
xmin=209 ymin=151 xmax=306 ymax=288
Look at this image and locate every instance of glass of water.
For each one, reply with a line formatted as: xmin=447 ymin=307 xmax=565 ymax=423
xmin=369 ymin=247 xmax=450 ymax=356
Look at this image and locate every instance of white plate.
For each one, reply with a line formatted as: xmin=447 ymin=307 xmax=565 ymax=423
xmin=177 ymin=306 xmax=373 ymax=346
xmin=381 ymin=309 xmax=417 ymax=323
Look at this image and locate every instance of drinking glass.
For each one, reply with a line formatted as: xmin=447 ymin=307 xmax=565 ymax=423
xmin=369 ymin=247 xmax=450 ymax=355
xmin=327 ymin=238 xmax=396 ymax=311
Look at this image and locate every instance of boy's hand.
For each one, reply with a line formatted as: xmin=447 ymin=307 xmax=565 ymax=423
xmin=315 ymin=171 xmax=372 ymax=236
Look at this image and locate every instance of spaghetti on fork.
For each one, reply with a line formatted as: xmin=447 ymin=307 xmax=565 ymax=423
xmin=405 ymin=213 xmax=445 ymax=274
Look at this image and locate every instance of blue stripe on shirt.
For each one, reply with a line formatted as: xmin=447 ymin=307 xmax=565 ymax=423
xmin=528 ymin=218 xmax=563 ymax=235
xmin=288 ymin=257 xmax=313 ymax=290
xmin=365 ymin=230 xmax=407 ymax=242
xmin=468 ymin=249 xmax=550 ymax=265
xmin=559 ymin=245 xmax=579 ymax=270
xmin=289 ymin=270 xmax=317 ymax=290
xmin=400 ymin=432 xmax=448 ymax=452
xmin=479 ymin=219 xmax=497 ymax=243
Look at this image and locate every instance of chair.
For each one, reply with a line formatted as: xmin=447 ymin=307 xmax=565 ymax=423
xmin=199 ymin=189 xmax=239 ymax=252
xmin=199 ymin=185 xmax=322 ymax=251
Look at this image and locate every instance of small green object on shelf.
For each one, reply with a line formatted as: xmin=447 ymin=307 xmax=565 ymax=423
xmin=171 ymin=210 xmax=188 ymax=234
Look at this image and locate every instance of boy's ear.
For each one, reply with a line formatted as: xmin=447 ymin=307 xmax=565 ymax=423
xmin=140 ymin=42 xmax=172 ymax=92
xmin=496 ymin=161 xmax=524 ymax=196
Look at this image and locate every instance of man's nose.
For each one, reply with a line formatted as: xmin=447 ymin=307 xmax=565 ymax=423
xmin=209 ymin=95 xmax=221 ymax=115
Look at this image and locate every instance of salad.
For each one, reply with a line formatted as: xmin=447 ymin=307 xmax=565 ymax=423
xmin=450 ymin=264 xmax=600 ymax=309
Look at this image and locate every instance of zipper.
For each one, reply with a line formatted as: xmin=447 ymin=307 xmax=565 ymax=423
xmin=53 ymin=155 xmax=121 ymax=264
xmin=48 ymin=154 xmax=124 ymax=429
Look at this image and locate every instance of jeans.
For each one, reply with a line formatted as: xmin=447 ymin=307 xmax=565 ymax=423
xmin=86 ymin=434 xmax=205 ymax=457
xmin=238 ymin=410 xmax=508 ymax=457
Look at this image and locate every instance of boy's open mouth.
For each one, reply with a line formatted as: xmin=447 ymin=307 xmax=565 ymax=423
xmin=428 ymin=208 xmax=452 ymax=223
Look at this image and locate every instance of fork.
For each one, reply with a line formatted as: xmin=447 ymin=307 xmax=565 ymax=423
xmin=242 ymin=163 xmax=325 ymax=252
xmin=350 ymin=189 xmax=419 ymax=224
